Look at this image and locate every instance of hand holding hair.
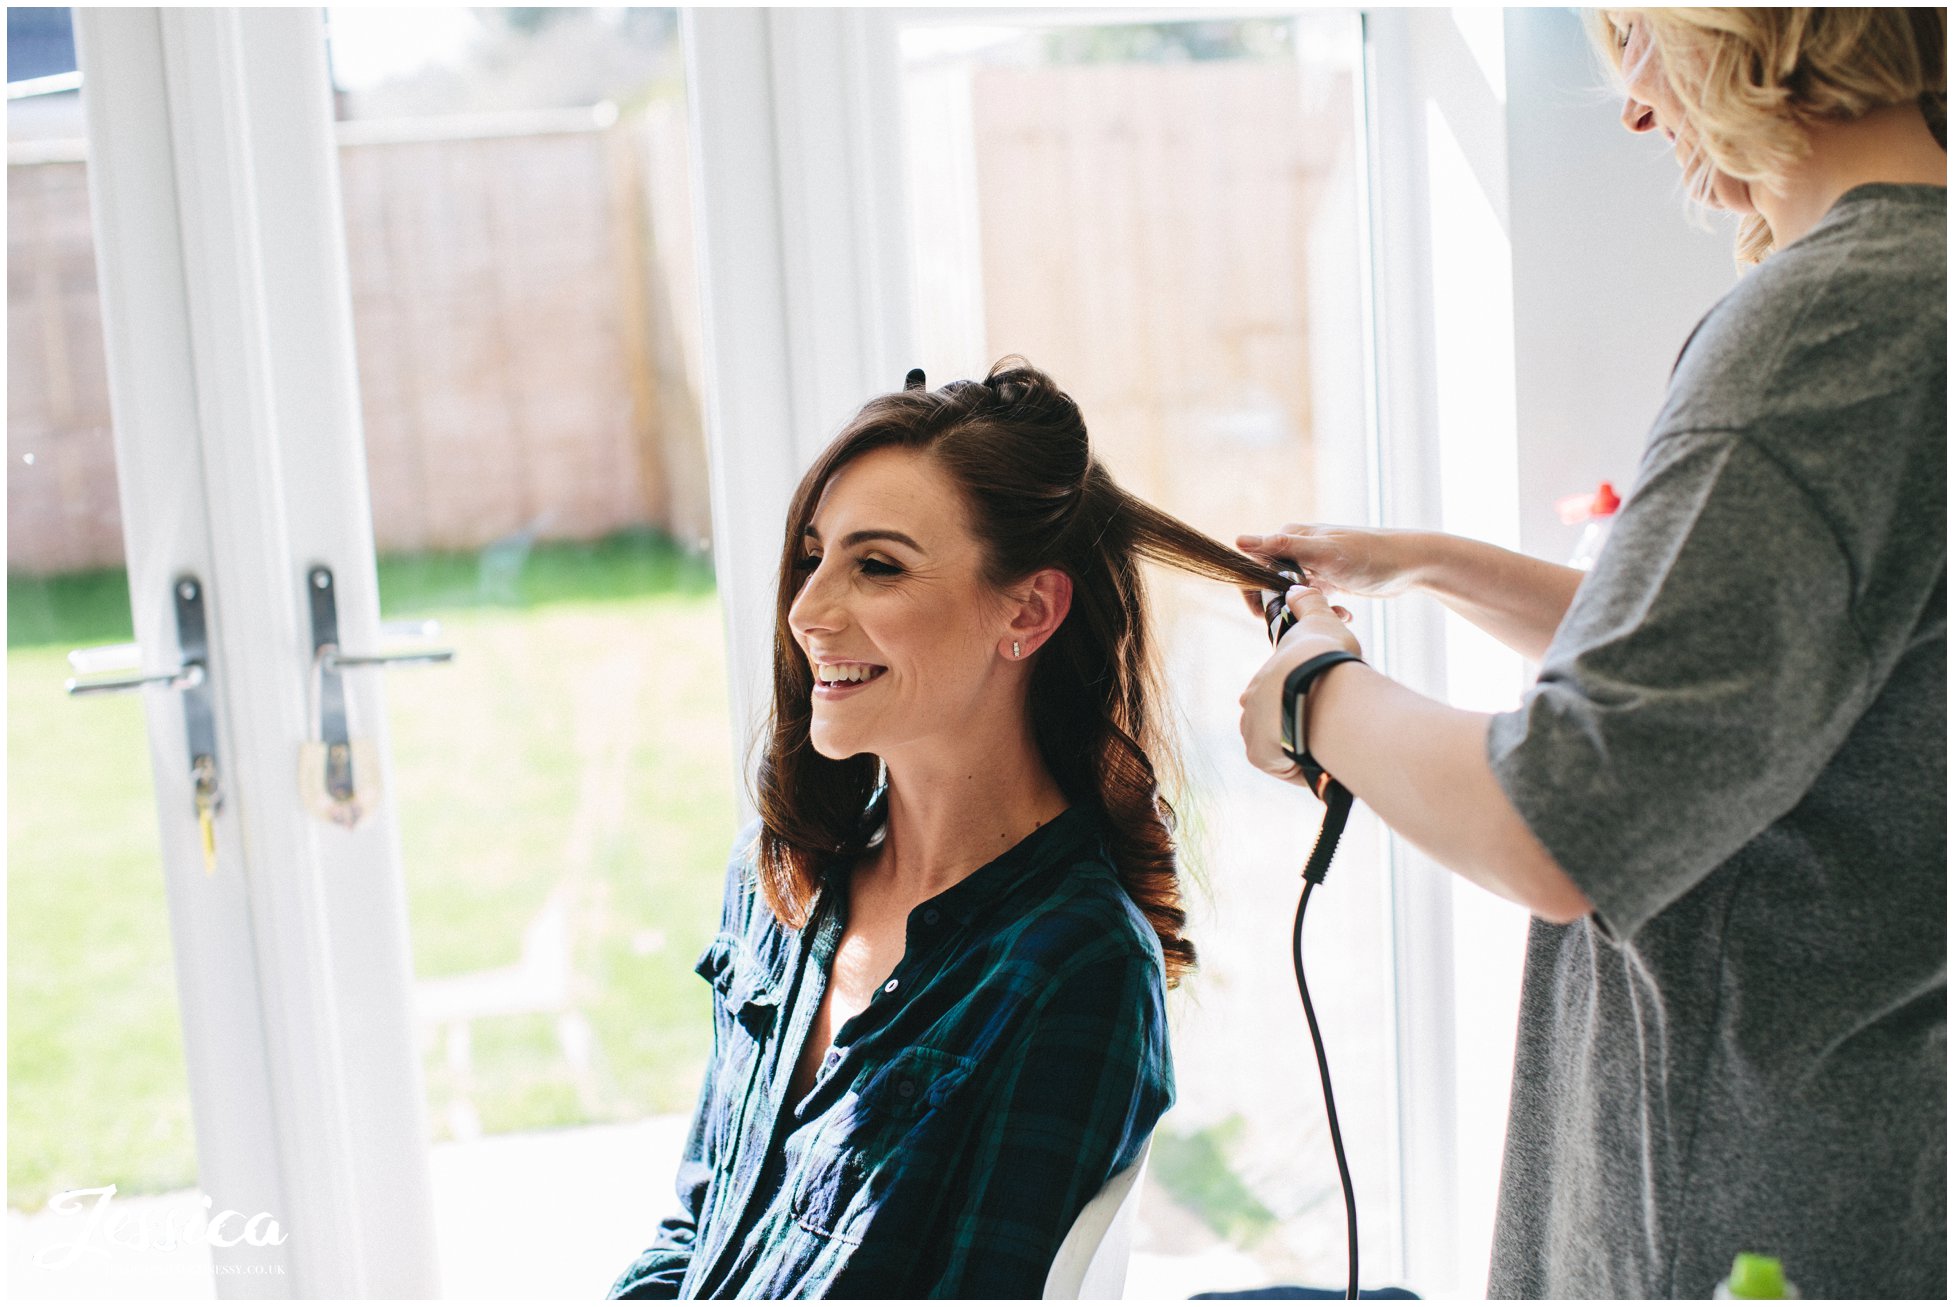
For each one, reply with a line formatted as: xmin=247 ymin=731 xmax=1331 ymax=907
xmin=1236 ymin=523 xmax=1424 ymax=602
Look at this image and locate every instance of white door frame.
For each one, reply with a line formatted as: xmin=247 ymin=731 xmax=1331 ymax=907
xmin=681 ymin=8 xmax=916 ymax=789
xmin=1363 ymin=10 xmax=1481 ymax=1293
xmin=74 ymin=9 xmax=437 ymax=1295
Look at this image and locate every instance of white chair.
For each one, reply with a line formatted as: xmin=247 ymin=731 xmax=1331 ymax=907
xmin=1042 ymin=1137 xmax=1153 ymax=1299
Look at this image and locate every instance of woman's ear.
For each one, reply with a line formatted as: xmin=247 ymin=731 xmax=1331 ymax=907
xmin=1002 ymin=568 xmax=1073 ymax=659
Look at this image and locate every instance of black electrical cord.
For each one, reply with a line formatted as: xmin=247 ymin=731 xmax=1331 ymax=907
xmin=1261 ymin=571 xmax=1360 ymax=1299
xmin=1293 ymin=876 xmax=1358 ymax=1301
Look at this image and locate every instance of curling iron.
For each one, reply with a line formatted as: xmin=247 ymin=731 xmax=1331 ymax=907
xmin=1258 ymin=563 xmax=1361 ymax=1302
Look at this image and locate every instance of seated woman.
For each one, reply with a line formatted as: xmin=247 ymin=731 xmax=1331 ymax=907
xmin=608 ymin=359 xmax=1292 ymax=1299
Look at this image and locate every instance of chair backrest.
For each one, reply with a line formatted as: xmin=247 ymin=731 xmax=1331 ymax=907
xmin=1041 ymin=1136 xmax=1153 ymax=1299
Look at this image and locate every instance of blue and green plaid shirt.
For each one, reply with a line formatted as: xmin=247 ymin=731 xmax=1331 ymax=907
xmin=606 ymin=804 xmax=1174 ymax=1299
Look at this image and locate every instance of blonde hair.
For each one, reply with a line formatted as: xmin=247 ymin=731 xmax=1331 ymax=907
xmin=1585 ymin=8 xmax=1947 ymax=266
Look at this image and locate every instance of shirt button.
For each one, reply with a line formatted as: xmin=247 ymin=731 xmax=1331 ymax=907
xmin=882 ymin=979 xmax=899 ymax=994
xmin=824 ymin=1049 xmax=841 ymax=1067
xmin=897 ymin=1079 xmax=916 ymax=1098
xmin=923 ymin=909 xmax=940 ymax=926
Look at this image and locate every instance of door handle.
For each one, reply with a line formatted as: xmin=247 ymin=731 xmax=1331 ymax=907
xmin=65 ymin=661 xmax=206 ymax=695
xmin=303 ymin=565 xmax=454 ymax=826
xmin=65 ymin=576 xmax=224 ymax=872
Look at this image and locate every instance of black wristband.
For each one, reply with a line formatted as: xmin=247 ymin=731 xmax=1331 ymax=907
xmin=1281 ymin=650 xmax=1364 ymax=794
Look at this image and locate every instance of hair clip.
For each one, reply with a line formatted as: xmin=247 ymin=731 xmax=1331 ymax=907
xmin=904 ymin=368 xmax=926 ymax=391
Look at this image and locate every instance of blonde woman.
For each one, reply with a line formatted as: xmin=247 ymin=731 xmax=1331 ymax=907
xmin=1235 ymin=8 xmax=1945 ymax=1299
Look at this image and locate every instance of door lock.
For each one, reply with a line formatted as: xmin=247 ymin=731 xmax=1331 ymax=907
xmin=303 ymin=565 xmax=453 ymax=828
xmin=66 ymin=575 xmax=224 ymax=874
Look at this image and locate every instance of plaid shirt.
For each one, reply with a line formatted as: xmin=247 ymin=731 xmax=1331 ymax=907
xmin=607 ymin=804 xmax=1174 ymax=1299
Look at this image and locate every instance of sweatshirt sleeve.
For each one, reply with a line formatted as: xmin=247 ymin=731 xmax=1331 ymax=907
xmin=1487 ymin=429 xmax=1872 ymax=942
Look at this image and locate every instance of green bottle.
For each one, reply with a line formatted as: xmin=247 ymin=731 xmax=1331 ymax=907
xmin=1713 ymin=1253 xmax=1801 ymax=1299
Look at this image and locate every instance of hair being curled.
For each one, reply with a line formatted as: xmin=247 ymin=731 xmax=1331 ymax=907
xmin=753 ymin=357 xmax=1293 ymax=987
xmin=1585 ymin=7 xmax=1946 ymax=267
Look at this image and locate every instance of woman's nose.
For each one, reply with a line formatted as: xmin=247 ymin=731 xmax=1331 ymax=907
xmin=1621 ymin=96 xmax=1657 ymax=134
xmin=788 ymin=566 xmax=838 ymax=640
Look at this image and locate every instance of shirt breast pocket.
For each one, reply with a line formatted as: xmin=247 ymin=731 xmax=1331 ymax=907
xmin=790 ymin=1045 xmax=977 ymax=1246
xmin=694 ymin=935 xmax=783 ymax=1149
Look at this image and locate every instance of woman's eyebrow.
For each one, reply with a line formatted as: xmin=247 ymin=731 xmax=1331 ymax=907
xmin=803 ymin=526 xmax=927 ymax=553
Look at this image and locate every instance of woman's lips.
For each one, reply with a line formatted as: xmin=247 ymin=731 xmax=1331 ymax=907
xmin=813 ymin=677 xmax=878 ymax=699
xmin=812 ymin=666 xmax=886 ymax=699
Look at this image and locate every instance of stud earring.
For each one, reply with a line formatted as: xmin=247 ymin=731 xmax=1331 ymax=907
xmin=1012 ymin=640 xmax=1022 ymax=658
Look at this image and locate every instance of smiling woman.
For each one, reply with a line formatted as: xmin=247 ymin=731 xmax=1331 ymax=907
xmin=760 ymin=360 xmax=1293 ymax=966
xmin=607 ymin=358 xmax=1294 ymax=1298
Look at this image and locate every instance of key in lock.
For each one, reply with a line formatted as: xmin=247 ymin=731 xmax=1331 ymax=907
xmin=302 ymin=566 xmax=452 ymax=831
xmin=304 ymin=630 xmax=380 ymax=829
xmin=298 ymin=736 xmax=380 ymax=830
xmin=192 ymin=753 xmax=221 ymax=873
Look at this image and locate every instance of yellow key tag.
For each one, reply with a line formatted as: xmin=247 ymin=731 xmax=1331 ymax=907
xmin=189 ymin=754 xmax=221 ymax=876
xmin=197 ymin=803 xmax=217 ymax=875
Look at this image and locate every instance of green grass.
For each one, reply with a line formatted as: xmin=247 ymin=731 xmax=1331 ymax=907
xmin=1151 ymin=1113 xmax=1281 ymax=1245
xmin=7 ymin=662 xmax=198 ymax=1207
xmin=7 ymin=564 xmax=136 ymax=649
xmin=8 ymin=531 xmax=736 ymax=1210
xmin=4 ymin=528 xmax=718 ymax=651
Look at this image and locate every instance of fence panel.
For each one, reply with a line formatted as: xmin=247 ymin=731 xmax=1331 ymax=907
xmin=7 ymin=116 xmax=707 ymax=576
xmin=10 ymin=64 xmax=1335 ymax=578
xmin=969 ymin=62 xmax=1339 ymax=545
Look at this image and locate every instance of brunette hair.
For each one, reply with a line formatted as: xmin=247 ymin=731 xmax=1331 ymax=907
xmin=753 ymin=357 xmax=1292 ymax=986
xmin=1586 ymin=7 xmax=1947 ymax=266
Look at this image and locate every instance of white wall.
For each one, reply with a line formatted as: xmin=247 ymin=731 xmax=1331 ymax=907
xmin=1506 ymin=7 xmax=1739 ymax=560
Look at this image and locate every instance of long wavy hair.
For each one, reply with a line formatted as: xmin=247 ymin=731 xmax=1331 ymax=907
xmin=1585 ymin=7 xmax=1947 ymax=267
xmin=752 ymin=357 xmax=1293 ymax=987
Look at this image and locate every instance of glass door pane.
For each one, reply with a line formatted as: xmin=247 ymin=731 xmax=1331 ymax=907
xmin=899 ymin=10 xmax=1392 ymax=1294
xmin=8 ymin=15 xmax=213 ymax=1293
xmin=323 ymin=9 xmax=729 ymax=1295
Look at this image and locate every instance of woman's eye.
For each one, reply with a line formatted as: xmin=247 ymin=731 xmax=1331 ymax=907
xmin=792 ymin=553 xmax=899 ymax=577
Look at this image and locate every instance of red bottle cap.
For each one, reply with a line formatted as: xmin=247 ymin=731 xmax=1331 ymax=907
xmin=1555 ymin=481 xmax=1621 ymax=524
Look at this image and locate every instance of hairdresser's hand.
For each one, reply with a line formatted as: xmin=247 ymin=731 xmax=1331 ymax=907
xmin=1235 ymin=524 xmax=1422 ymax=617
xmin=1238 ymin=585 xmax=1363 ymax=785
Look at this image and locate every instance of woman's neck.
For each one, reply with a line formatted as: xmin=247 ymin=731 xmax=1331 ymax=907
xmin=1754 ymin=103 xmax=1946 ymax=250
xmin=869 ymin=727 xmax=1070 ymax=905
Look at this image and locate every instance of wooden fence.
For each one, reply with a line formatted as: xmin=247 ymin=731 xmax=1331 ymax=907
xmin=8 ymin=156 xmax=121 ymax=576
xmin=962 ymin=61 xmax=1350 ymax=548
xmin=7 ymin=104 xmax=707 ymax=576
xmin=9 ymin=62 xmax=1345 ymax=578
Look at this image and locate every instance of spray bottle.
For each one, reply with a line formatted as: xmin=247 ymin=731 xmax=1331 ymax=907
xmin=1713 ymin=1252 xmax=1801 ymax=1299
xmin=1556 ymin=480 xmax=1621 ymax=571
